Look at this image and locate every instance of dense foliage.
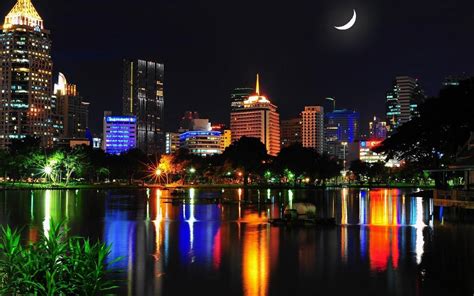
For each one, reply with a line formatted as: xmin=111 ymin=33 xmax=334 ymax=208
xmin=375 ymin=77 xmax=474 ymax=186
xmin=0 ymin=221 xmax=121 ymax=295
xmin=0 ymin=136 xmax=344 ymax=186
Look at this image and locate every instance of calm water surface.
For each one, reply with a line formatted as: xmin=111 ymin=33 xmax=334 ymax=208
xmin=0 ymin=188 xmax=473 ymax=296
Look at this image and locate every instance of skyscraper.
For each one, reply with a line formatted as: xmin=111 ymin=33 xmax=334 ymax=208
xmin=280 ymin=117 xmax=302 ymax=148
xmin=0 ymin=0 xmax=53 ymax=148
xmin=53 ymin=73 xmax=89 ymax=141
xmin=230 ymin=75 xmax=280 ymax=156
xmin=385 ymin=76 xmax=425 ymax=129
xmin=230 ymin=87 xmax=254 ymax=111
xmin=369 ymin=116 xmax=388 ymax=140
xmin=301 ymin=106 xmax=324 ymax=154
xmin=325 ymin=109 xmax=360 ymax=143
xmin=123 ymin=59 xmax=164 ymax=154
xmin=324 ymin=109 xmax=359 ymax=161
xmin=179 ymin=111 xmax=199 ymax=132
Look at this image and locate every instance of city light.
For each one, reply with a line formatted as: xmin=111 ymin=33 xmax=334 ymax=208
xmin=43 ymin=165 xmax=53 ymax=175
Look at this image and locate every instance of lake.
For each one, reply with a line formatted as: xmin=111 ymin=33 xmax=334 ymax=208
xmin=0 ymin=188 xmax=473 ymax=296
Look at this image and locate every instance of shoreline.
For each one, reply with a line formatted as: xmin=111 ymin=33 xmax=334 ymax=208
xmin=0 ymin=182 xmax=434 ymax=191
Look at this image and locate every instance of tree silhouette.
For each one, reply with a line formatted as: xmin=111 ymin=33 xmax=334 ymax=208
xmin=222 ymin=137 xmax=268 ymax=186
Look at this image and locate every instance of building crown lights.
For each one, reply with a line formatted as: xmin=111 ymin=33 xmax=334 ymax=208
xmin=4 ymin=0 xmax=43 ymax=30
xmin=244 ymin=73 xmax=270 ymax=104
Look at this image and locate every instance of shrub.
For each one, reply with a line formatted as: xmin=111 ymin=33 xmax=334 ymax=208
xmin=0 ymin=221 xmax=122 ymax=295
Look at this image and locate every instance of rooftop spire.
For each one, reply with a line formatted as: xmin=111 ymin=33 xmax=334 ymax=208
xmin=4 ymin=0 xmax=43 ymax=29
xmin=256 ymin=73 xmax=260 ymax=96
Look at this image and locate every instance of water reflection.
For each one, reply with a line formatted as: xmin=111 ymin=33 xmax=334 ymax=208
xmin=1 ymin=188 xmax=472 ymax=296
xmin=338 ymin=189 xmax=433 ymax=272
xmin=242 ymin=224 xmax=269 ymax=296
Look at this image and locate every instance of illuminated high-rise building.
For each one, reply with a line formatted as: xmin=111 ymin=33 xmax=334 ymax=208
xmin=230 ymin=87 xmax=254 ymax=111
xmin=0 ymin=0 xmax=53 ymax=148
xmin=280 ymin=117 xmax=302 ymax=147
xmin=369 ymin=116 xmax=388 ymax=140
xmin=102 ymin=111 xmax=137 ymax=155
xmin=52 ymin=73 xmax=89 ymax=142
xmin=325 ymin=109 xmax=360 ymax=143
xmin=324 ymin=109 xmax=359 ymax=161
xmin=230 ymin=75 xmax=280 ymax=156
xmin=123 ymin=59 xmax=164 ymax=154
xmin=385 ymin=76 xmax=425 ymax=129
xmin=301 ymin=106 xmax=324 ymax=154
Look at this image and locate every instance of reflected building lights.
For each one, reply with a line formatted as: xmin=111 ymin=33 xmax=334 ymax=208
xmin=341 ymin=189 xmax=348 ymax=262
xmin=288 ymin=189 xmax=294 ymax=209
xmin=243 ymin=225 xmax=269 ymax=296
xmin=415 ymin=197 xmax=424 ymax=264
xmin=43 ymin=190 xmax=51 ymax=237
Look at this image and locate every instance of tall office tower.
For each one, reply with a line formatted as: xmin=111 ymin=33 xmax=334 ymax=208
xmin=123 ymin=59 xmax=164 ymax=154
xmin=369 ymin=116 xmax=388 ymax=140
xmin=179 ymin=111 xmax=199 ymax=132
xmin=324 ymin=109 xmax=360 ymax=143
xmin=53 ymin=73 xmax=89 ymax=141
xmin=301 ymin=106 xmax=324 ymax=154
xmin=230 ymin=74 xmax=280 ymax=156
xmin=324 ymin=109 xmax=359 ymax=162
xmin=280 ymin=117 xmax=302 ymax=148
xmin=230 ymin=87 xmax=254 ymax=110
xmin=385 ymin=76 xmax=425 ymax=129
xmin=0 ymin=0 xmax=53 ymax=148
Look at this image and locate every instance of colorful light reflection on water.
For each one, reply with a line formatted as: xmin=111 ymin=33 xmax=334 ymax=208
xmin=1 ymin=188 xmax=472 ymax=296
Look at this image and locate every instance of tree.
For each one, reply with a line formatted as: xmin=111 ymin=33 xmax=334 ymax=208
xmin=274 ymin=144 xmax=318 ymax=184
xmin=315 ymin=153 xmax=342 ymax=185
xmin=222 ymin=137 xmax=268 ymax=186
xmin=350 ymin=159 xmax=370 ymax=183
xmin=62 ymin=148 xmax=88 ymax=185
xmin=157 ymin=154 xmax=175 ymax=184
xmin=375 ymin=78 xmax=474 ymax=186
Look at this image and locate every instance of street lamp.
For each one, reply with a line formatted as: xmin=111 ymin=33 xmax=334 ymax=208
xmin=341 ymin=141 xmax=348 ymax=174
xmin=155 ymin=169 xmax=162 ymax=176
xmin=44 ymin=165 xmax=53 ymax=175
xmin=189 ymin=167 xmax=196 ymax=174
xmin=325 ymin=97 xmax=336 ymax=111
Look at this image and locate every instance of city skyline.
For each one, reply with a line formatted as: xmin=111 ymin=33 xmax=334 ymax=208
xmin=1 ymin=0 xmax=471 ymax=134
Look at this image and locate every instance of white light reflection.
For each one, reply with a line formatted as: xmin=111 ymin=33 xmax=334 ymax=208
xmin=415 ymin=197 xmax=425 ymax=265
xmin=288 ymin=189 xmax=293 ymax=209
xmin=187 ymin=188 xmax=197 ymax=256
xmin=43 ymin=190 xmax=51 ymax=237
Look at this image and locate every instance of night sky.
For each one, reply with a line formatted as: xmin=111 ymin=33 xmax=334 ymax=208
xmin=2 ymin=0 xmax=472 ymax=134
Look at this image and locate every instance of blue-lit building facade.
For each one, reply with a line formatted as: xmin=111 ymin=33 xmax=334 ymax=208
xmin=103 ymin=114 xmax=137 ymax=155
xmin=180 ymin=131 xmax=222 ymax=157
xmin=325 ymin=109 xmax=359 ymax=143
xmin=324 ymin=109 xmax=359 ymax=162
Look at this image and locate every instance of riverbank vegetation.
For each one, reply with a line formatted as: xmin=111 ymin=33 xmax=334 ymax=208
xmin=0 ymin=221 xmax=121 ymax=295
xmin=0 ymin=136 xmax=434 ymax=189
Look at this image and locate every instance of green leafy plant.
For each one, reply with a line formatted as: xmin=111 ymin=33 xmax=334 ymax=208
xmin=0 ymin=221 xmax=122 ymax=295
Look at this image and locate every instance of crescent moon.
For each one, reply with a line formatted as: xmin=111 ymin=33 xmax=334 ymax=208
xmin=334 ymin=9 xmax=357 ymax=30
